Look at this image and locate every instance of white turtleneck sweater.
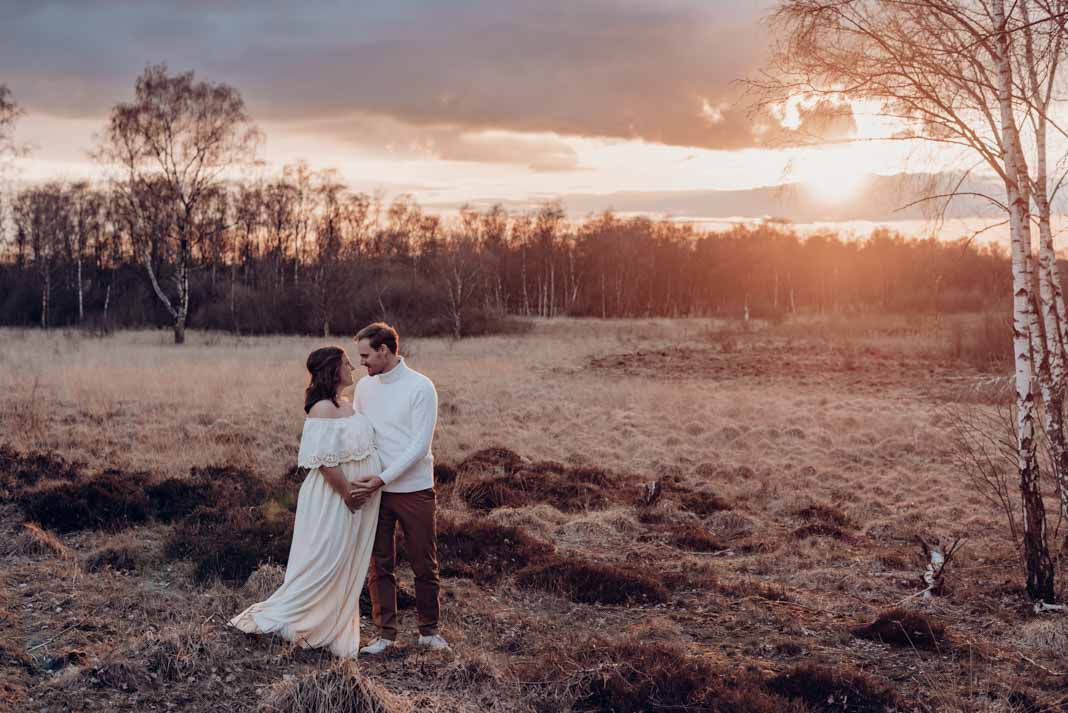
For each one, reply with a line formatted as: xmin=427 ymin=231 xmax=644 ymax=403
xmin=354 ymin=357 xmax=437 ymax=493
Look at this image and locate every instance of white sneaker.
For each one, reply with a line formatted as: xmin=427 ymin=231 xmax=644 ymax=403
xmin=359 ymin=638 xmax=396 ymax=655
xmin=417 ymin=634 xmax=450 ymax=651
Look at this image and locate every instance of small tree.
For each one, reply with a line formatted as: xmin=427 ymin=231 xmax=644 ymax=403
xmin=0 ymin=86 xmax=23 ymax=267
xmin=97 ymin=64 xmax=260 ymax=344
xmin=13 ymin=184 xmax=69 ymax=328
xmin=441 ymin=227 xmax=482 ymax=340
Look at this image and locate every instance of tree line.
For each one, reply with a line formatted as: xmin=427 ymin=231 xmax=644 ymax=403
xmin=0 ymin=64 xmax=1018 ymax=343
xmin=0 ymin=175 xmax=1015 ymax=337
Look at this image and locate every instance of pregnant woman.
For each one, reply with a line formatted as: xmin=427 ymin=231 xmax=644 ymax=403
xmin=230 ymin=346 xmax=381 ymax=658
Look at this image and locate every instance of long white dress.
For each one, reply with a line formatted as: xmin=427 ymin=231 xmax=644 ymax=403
xmin=229 ymin=412 xmax=381 ymax=658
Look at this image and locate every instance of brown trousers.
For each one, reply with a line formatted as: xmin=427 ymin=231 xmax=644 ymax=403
xmin=367 ymin=488 xmax=440 ymax=639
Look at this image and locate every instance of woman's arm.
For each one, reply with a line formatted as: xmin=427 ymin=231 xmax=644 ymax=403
xmin=320 ymin=464 xmax=358 ymax=512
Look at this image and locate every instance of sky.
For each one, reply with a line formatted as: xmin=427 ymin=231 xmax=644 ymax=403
xmin=0 ymin=0 xmax=1021 ymax=239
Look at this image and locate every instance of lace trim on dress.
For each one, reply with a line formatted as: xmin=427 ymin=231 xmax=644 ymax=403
xmin=300 ymin=446 xmax=376 ymax=469
xmin=297 ymin=416 xmax=376 ymax=469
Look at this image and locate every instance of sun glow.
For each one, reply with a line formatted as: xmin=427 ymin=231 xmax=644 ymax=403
xmin=801 ymin=166 xmax=870 ymax=203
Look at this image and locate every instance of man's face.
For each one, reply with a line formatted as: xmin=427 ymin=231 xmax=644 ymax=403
xmin=356 ymin=338 xmax=392 ymax=376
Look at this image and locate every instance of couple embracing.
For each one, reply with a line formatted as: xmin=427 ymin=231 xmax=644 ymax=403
xmin=229 ymin=322 xmax=448 ymax=658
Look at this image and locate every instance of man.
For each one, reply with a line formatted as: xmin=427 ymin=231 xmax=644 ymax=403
xmin=349 ymin=322 xmax=449 ymax=653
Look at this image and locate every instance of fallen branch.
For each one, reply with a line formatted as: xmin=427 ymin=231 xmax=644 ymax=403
xmin=1033 ymin=601 xmax=1067 ymax=614
xmin=1021 ymin=653 xmax=1066 ymax=676
xmin=916 ymin=536 xmax=964 ymax=597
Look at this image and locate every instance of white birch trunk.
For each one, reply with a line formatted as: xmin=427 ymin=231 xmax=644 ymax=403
xmin=76 ymin=256 xmax=84 ymax=323
xmin=996 ymin=0 xmax=1054 ymax=602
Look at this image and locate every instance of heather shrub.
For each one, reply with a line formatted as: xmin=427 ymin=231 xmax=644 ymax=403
xmin=164 ymin=506 xmax=294 ymax=585
xmin=851 ymin=608 xmax=947 ymax=650
xmin=436 ymin=516 xmax=554 ymax=583
xmin=515 ymin=556 xmax=668 ymax=605
xmin=766 ymin=663 xmax=899 ymax=712
xmin=19 ymin=469 xmax=151 ymax=533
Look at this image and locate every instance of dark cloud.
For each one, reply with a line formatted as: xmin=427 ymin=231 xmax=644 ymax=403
xmin=289 ymin=112 xmax=581 ymax=171
xmin=0 ymin=0 xmax=848 ymax=156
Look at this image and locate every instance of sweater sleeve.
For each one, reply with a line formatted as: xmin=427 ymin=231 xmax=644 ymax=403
xmin=377 ymin=380 xmax=437 ymax=485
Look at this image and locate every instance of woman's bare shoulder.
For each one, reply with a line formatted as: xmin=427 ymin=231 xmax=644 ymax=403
xmin=306 ymin=400 xmax=353 ymax=419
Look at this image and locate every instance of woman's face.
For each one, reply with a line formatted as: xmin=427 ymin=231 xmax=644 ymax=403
xmin=337 ymin=352 xmax=356 ymax=390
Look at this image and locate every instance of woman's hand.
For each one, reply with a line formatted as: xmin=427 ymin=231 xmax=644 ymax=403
xmin=346 ymin=475 xmax=384 ymax=511
xmin=344 ymin=489 xmax=368 ymax=511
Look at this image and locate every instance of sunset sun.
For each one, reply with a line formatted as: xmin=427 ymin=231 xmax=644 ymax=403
xmin=800 ymin=166 xmax=870 ymax=203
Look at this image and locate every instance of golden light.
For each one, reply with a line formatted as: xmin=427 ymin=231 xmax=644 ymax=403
xmin=802 ymin=169 xmax=869 ymax=203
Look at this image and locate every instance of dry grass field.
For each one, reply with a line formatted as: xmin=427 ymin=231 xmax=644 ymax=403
xmin=0 ymin=315 xmax=1063 ymax=712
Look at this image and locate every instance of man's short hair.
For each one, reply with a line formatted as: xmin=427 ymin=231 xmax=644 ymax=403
xmin=355 ymin=322 xmax=400 ymax=354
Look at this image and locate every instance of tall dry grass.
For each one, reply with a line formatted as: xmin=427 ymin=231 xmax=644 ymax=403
xmin=0 ymin=314 xmax=1057 ymax=711
xmin=0 ymin=317 xmax=1004 ymax=545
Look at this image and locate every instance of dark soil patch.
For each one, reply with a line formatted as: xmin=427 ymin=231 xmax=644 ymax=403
xmin=283 ymin=464 xmax=308 ymax=485
xmin=0 ymin=445 xmax=82 ymax=500
xmin=147 ymin=465 xmax=276 ymax=523
xmin=145 ymin=478 xmax=212 ymax=523
xmin=453 ymin=446 xmax=630 ymax=512
xmin=515 ymin=556 xmax=668 ymax=605
xmin=851 ymin=608 xmax=947 ymax=651
xmin=678 ymin=489 xmax=732 ymax=515
xmin=433 ymin=462 xmax=458 ymax=486
xmin=164 ymin=506 xmax=294 ymax=585
xmin=0 ymin=640 xmax=34 ymax=675
xmin=457 ymin=447 xmax=524 ymax=477
xmin=523 ymin=640 xmax=794 ymax=713
xmin=662 ymin=524 xmax=726 ymax=552
xmin=436 ymin=517 xmax=554 ymax=583
xmin=795 ymin=504 xmax=853 ymax=529
xmin=457 ymin=461 xmax=622 ymax=513
xmin=18 ymin=470 xmax=152 ymax=533
xmin=766 ymin=663 xmax=899 ymax=712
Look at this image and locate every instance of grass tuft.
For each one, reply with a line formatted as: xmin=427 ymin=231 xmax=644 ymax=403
xmin=257 ymin=661 xmax=410 ymax=713
xmin=164 ymin=506 xmax=294 ymax=586
xmin=851 ymin=608 xmax=947 ymax=650
xmin=18 ymin=470 xmax=152 ymax=533
xmin=1 ymin=522 xmax=72 ymax=559
xmin=515 ymin=556 xmax=668 ymax=605
xmin=766 ymin=662 xmax=899 ymax=712
xmin=523 ymin=640 xmax=798 ymax=713
xmin=436 ymin=516 xmax=554 ymax=583
xmin=0 ymin=445 xmax=82 ymax=501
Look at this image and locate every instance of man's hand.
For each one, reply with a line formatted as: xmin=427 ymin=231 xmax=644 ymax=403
xmin=350 ymin=475 xmax=385 ymax=495
xmin=346 ymin=475 xmax=384 ymax=510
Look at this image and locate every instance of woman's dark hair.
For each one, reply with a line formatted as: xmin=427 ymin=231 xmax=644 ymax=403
xmin=304 ymin=346 xmax=345 ymax=414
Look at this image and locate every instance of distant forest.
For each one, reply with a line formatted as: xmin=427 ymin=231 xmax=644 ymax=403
xmin=0 ymin=172 xmax=1015 ymax=339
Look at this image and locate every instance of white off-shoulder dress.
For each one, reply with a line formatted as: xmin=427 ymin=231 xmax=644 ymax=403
xmin=229 ymin=412 xmax=381 ymax=658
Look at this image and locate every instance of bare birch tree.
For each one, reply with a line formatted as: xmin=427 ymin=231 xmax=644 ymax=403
xmin=0 ymin=85 xmax=21 ymax=174
xmin=441 ymin=223 xmax=482 ymax=340
xmin=68 ymin=182 xmax=104 ymax=323
xmin=13 ymin=184 xmax=69 ymax=329
xmin=97 ymin=64 xmax=260 ymax=344
xmin=0 ymin=86 xmax=23 ymax=265
xmin=759 ymin=0 xmax=1068 ymax=600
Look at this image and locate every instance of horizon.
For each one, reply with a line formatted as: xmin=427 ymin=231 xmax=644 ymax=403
xmin=1 ymin=0 xmax=1045 ymax=244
